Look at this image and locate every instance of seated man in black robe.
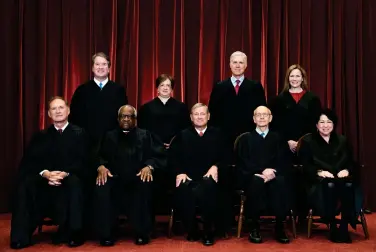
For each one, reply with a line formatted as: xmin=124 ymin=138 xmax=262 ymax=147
xmin=10 ymin=96 xmax=88 ymax=249
xmin=236 ymin=106 xmax=290 ymax=244
xmin=169 ymin=103 xmax=226 ymax=246
xmin=93 ymin=105 xmax=166 ymax=246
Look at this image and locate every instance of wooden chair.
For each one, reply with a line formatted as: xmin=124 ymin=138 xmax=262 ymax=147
xmin=234 ymin=132 xmax=296 ymax=238
xmin=296 ymin=133 xmax=369 ymax=239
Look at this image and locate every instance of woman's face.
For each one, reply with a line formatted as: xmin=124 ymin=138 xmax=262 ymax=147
xmin=316 ymin=114 xmax=334 ymax=137
xmin=289 ymin=68 xmax=303 ymax=89
xmin=157 ymin=79 xmax=173 ymax=98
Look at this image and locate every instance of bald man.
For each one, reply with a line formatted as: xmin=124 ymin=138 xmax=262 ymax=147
xmin=236 ymin=106 xmax=290 ymax=244
xmin=93 ymin=105 xmax=166 ymax=246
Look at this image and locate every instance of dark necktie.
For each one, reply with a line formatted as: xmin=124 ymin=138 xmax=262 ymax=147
xmin=123 ymin=131 xmax=129 ymax=135
xmin=199 ymin=131 xmax=204 ymax=137
xmin=235 ymin=80 xmax=240 ymax=95
xmin=58 ymin=129 xmax=63 ymax=135
xmin=260 ymin=132 xmax=265 ymax=138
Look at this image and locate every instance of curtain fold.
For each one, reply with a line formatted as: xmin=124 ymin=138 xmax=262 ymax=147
xmin=1 ymin=0 xmax=375 ymax=212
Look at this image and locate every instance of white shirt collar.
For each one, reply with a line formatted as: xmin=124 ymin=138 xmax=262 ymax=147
xmin=195 ymin=126 xmax=207 ymax=135
xmin=94 ymin=77 xmax=109 ymax=88
xmin=255 ymin=127 xmax=269 ymax=138
xmin=231 ymin=75 xmax=245 ymax=87
xmin=158 ymin=96 xmax=170 ymax=104
xmin=54 ymin=122 xmax=69 ymax=132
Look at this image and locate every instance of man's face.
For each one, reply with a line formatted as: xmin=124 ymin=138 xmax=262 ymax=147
xmin=92 ymin=56 xmax=110 ymax=79
xmin=190 ymin=106 xmax=210 ymax=128
xmin=48 ymin=99 xmax=70 ymax=123
xmin=118 ymin=107 xmax=136 ymax=130
xmin=253 ymin=107 xmax=272 ymax=128
xmin=229 ymin=55 xmax=247 ymax=77
xmin=157 ymin=79 xmax=173 ymax=98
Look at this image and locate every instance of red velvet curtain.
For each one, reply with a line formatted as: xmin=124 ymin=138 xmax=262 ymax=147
xmin=1 ymin=0 xmax=375 ymax=212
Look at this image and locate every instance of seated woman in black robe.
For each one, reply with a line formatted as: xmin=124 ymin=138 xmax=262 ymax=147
xmin=299 ymin=108 xmax=356 ymax=243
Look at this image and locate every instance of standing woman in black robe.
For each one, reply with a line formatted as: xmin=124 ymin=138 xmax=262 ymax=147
xmin=269 ymin=64 xmax=322 ymax=223
xmin=138 ymin=74 xmax=191 ymax=148
xmin=138 ymin=74 xmax=191 ymax=219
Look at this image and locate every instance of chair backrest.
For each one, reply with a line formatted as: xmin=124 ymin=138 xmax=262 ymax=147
xmin=296 ymin=133 xmax=312 ymax=157
xmin=233 ymin=132 xmax=250 ymax=153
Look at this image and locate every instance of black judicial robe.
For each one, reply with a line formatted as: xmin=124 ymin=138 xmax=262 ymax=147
xmin=269 ymin=91 xmax=321 ymax=142
xmin=208 ymin=78 xmax=266 ymax=146
xmin=11 ymin=124 xmax=88 ymax=243
xmin=69 ymin=80 xmax=127 ymax=145
xmin=299 ymin=132 xmax=355 ymax=185
xmin=18 ymin=124 xmax=88 ymax=179
xmin=97 ymin=127 xmax=166 ymax=179
xmin=138 ymin=97 xmax=191 ymax=144
xmin=169 ymin=126 xmax=227 ymax=181
xmin=236 ymin=130 xmax=290 ymax=189
xmin=298 ymin=132 xmax=356 ymax=216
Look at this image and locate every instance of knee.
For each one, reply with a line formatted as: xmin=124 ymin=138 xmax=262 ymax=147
xmin=344 ymin=182 xmax=353 ymax=188
xmin=202 ymin=176 xmax=217 ymax=187
xmin=326 ymin=182 xmax=335 ymax=189
xmin=94 ymin=181 xmax=111 ymax=198
xmin=63 ymin=174 xmax=82 ymax=188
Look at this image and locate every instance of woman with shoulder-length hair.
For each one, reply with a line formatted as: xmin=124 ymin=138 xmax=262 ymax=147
xmin=270 ymin=64 xmax=322 ymax=154
xmin=299 ymin=109 xmax=356 ymax=243
xmin=269 ymin=64 xmax=322 ymax=223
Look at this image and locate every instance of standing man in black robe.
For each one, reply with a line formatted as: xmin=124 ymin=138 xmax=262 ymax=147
xmin=208 ymin=51 xmax=266 ymax=155
xmin=10 ymin=97 xmax=88 ymax=249
xmin=93 ymin=105 xmax=166 ymax=246
xmin=169 ymin=103 xmax=226 ymax=246
xmin=236 ymin=106 xmax=290 ymax=244
xmin=69 ymin=52 xmax=128 ymax=172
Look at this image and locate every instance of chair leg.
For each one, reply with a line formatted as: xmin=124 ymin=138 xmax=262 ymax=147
xmin=237 ymin=195 xmax=245 ymax=238
xmin=168 ymin=208 xmax=174 ymax=238
xmin=360 ymin=209 xmax=370 ymax=239
xmin=307 ymin=209 xmax=313 ymax=238
xmin=290 ymin=210 xmax=297 ymax=239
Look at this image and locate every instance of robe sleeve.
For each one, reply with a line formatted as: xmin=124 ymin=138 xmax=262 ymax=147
xmin=62 ymin=129 xmax=89 ymax=178
xmin=69 ymin=85 xmax=85 ymax=128
xmin=236 ymin=134 xmax=263 ymax=185
xmin=168 ymin=132 xmax=185 ymax=176
xmin=142 ymin=131 xmax=167 ymax=172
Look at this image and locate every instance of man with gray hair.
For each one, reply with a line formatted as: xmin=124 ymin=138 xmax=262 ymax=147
xmin=93 ymin=105 xmax=166 ymax=246
xmin=208 ymin=51 xmax=266 ymax=159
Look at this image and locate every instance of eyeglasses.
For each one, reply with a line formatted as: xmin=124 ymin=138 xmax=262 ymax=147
xmin=119 ymin=114 xmax=136 ymax=120
xmin=254 ymin=113 xmax=271 ymax=118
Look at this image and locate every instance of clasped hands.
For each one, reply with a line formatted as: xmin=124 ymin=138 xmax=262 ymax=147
xmin=96 ymin=165 xmax=153 ymax=186
xmin=317 ymin=169 xmax=349 ymax=178
xmin=176 ymin=165 xmax=218 ymax=187
xmin=42 ymin=171 xmax=69 ymax=186
xmin=255 ymin=168 xmax=276 ymax=183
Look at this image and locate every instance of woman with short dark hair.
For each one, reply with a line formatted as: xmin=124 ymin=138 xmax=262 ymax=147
xmin=299 ymin=109 xmax=356 ymax=243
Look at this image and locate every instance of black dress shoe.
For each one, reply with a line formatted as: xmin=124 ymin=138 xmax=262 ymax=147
xmin=275 ymin=228 xmax=290 ymax=244
xmin=67 ymin=231 xmax=84 ymax=247
xmin=135 ymin=236 xmax=150 ymax=245
xmin=248 ymin=229 xmax=262 ymax=243
xmin=100 ymin=238 xmax=115 ymax=246
xmin=202 ymin=234 xmax=214 ymax=246
xmin=10 ymin=241 xmax=30 ymax=249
